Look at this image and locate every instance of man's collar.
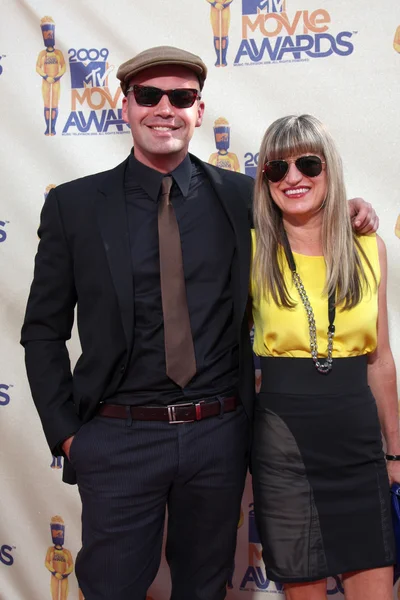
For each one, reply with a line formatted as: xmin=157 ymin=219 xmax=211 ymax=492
xmin=169 ymin=154 xmax=192 ymax=198
xmin=126 ymin=150 xmax=192 ymax=201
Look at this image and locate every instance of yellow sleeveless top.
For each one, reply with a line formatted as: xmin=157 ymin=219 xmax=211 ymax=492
xmin=251 ymin=232 xmax=380 ymax=358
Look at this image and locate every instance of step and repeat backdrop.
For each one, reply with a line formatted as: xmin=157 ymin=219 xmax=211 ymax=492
xmin=1 ymin=1 xmax=400 ymax=598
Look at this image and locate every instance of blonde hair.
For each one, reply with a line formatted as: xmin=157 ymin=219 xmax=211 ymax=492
xmin=253 ymin=114 xmax=375 ymax=308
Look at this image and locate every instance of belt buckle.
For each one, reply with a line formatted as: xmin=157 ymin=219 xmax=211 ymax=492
xmin=167 ymin=401 xmax=204 ymax=424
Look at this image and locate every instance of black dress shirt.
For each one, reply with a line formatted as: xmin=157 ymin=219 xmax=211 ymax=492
xmin=113 ymin=152 xmax=238 ymax=406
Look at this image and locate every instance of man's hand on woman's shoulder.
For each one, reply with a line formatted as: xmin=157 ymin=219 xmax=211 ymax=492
xmin=349 ymin=197 xmax=379 ymax=234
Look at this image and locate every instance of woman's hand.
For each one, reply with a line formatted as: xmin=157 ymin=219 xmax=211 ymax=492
xmin=387 ymin=460 xmax=400 ymax=485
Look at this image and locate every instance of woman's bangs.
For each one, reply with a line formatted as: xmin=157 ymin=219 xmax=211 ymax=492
xmin=266 ymin=122 xmax=324 ymax=161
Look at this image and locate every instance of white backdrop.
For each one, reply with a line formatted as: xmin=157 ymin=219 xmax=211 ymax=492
xmin=1 ymin=1 xmax=400 ymax=598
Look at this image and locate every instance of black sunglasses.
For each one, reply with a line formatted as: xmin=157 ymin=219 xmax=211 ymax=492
xmin=126 ymin=84 xmax=201 ymax=108
xmin=263 ymin=155 xmax=325 ymax=183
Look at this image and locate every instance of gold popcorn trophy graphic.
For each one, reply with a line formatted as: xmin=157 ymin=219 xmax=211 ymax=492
xmin=50 ymin=454 xmax=62 ymax=469
xmin=45 ymin=516 xmax=74 ymax=600
xmin=208 ymin=117 xmax=240 ymax=171
xmin=394 ymin=26 xmax=400 ymax=53
xmin=395 ymin=215 xmax=400 ymax=239
xmin=206 ymin=0 xmax=233 ymax=67
xmin=45 ymin=184 xmax=57 ymax=199
xmin=36 ymin=17 xmax=66 ymax=136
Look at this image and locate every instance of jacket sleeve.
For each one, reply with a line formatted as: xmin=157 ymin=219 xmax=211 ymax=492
xmin=20 ymin=187 xmax=82 ymax=454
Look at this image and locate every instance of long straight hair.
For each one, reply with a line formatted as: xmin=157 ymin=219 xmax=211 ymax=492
xmin=252 ymin=115 xmax=376 ymax=308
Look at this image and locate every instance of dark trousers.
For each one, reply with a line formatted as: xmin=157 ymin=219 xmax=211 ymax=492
xmin=69 ymin=405 xmax=249 ymax=600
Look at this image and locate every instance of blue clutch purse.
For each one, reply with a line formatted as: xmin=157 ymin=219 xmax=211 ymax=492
xmin=390 ymin=483 xmax=400 ymax=581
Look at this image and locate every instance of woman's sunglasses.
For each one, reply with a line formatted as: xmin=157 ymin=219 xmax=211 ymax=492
xmin=263 ymin=155 xmax=325 ymax=183
xmin=126 ymin=84 xmax=201 ymax=109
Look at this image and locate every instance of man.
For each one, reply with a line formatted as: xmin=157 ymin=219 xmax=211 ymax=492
xmin=21 ymin=46 xmax=377 ymax=600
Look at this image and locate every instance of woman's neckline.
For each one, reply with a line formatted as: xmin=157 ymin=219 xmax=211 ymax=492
xmin=292 ymin=248 xmax=324 ymax=258
xmin=278 ymin=243 xmax=324 ymax=258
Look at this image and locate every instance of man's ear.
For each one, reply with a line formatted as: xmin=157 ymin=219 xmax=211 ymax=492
xmin=122 ymin=96 xmax=129 ymax=124
xmin=196 ymin=100 xmax=205 ymax=128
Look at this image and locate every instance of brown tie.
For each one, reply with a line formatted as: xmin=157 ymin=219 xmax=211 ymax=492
xmin=158 ymin=176 xmax=196 ymax=387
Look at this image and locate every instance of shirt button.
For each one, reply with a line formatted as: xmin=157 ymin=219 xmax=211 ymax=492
xmin=120 ymin=364 xmax=126 ymax=374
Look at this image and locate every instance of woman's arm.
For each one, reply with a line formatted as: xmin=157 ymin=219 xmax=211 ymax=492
xmin=368 ymin=235 xmax=400 ymax=482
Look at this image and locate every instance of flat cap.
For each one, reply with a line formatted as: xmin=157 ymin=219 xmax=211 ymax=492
xmin=117 ymin=46 xmax=208 ymax=95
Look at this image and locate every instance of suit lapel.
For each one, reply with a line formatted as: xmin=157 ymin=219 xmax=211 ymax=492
xmin=96 ymin=158 xmax=134 ymax=354
xmin=199 ymin=159 xmax=251 ymax=332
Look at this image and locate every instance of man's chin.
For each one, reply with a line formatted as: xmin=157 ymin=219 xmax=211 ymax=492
xmin=150 ymin=142 xmax=186 ymax=155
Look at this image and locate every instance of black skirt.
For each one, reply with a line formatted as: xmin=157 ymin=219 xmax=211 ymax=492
xmin=251 ymin=355 xmax=395 ymax=583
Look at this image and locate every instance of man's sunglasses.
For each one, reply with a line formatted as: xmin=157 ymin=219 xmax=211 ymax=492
xmin=126 ymin=84 xmax=201 ymax=108
xmin=263 ymin=155 xmax=325 ymax=183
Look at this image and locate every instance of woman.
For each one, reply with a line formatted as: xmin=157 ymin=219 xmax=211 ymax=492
xmin=250 ymin=114 xmax=400 ymax=600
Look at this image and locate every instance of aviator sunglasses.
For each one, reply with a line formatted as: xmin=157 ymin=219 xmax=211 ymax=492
xmin=126 ymin=84 xmax=201 ymax=109
xmin=263 ymin=155 xmax=325 ymax=183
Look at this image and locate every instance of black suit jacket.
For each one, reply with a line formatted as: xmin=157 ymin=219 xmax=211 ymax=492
xmin=21 ymin=153 xmax=255 ymax=484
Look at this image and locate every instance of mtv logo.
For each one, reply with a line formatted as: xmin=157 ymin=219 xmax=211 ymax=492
xmin=69 ymin=61 xmax=107 ymax=89
xmin=248 ymin=511 xmax=261 ymax=544
xmin=242 ymin=0 xmax=286 ymax=15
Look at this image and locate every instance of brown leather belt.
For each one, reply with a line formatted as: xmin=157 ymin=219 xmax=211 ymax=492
xmin=98 ymin=396 xmax=238 ymax=423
